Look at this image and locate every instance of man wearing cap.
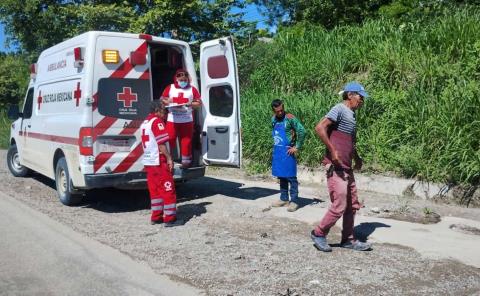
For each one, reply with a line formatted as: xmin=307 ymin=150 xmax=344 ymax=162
xmin=310 ymin=82 xmax=372 ymax=252
xmin=270 ymin=99 xmax=306 ymax=212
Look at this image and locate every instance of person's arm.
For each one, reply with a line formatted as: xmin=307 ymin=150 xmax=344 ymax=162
xmin=158 ymin=144 xmax=173 ymax=172
xmin=160 ymin=85 xmax=171 ymax=105
xmin=287 ymin=117 xmax=306 ymax=155
xmin=152 ymin=119 xmax=173 ymax=172
xmin=190 ymin=87 xmax=202 ymax=109
xmin=315 ymin=118 xmax=342 ymax=168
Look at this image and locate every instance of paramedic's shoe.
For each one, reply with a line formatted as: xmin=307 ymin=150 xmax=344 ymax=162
xmin=287 ymin=202 xmax=299 ymax=212
xmin=310 ymin=231 xmax=332 ymax=252
xmin=340 ymin=240 xmax=372 ymax=251
xmin=164 ymin=219 xmax=184 ymax=228
xmin=150 ymin=219 xmax=163 ymax=225
xmin=271 ymin=200 xmax=288 ymax=207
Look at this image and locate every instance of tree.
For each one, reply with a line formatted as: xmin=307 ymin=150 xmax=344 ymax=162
xmin=249 ymin=0 xmax=480 ymax=29
xmin=0 ymin=54 xmax=29 ymax=108
xmin=0 ymin=0 xmax=251 ymax=56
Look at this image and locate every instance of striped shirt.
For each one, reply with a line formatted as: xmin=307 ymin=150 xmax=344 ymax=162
xmin=325 ymin=103 xmax=356 ymax=136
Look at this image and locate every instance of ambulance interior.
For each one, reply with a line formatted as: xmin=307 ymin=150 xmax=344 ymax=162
xmin=149 ymin=44 xmax=202 ymax=167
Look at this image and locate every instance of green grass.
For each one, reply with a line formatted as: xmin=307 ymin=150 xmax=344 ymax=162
xmin=239 ymin=7 xmax=480 ymax=185
xmin=0 ymin=111 xmax=12 ymax=149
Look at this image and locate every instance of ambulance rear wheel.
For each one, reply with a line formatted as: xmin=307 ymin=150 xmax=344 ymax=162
xmin=7 ymin=144 xmax=30 ymax=177
xmin=55 ymin=157 xmax=83 ymax=206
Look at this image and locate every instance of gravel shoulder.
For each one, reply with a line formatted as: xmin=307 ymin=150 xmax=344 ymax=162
xmin=1 ymin=150 xmax=479 ymax=296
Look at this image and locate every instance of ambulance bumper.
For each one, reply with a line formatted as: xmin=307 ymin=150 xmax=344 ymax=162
xmin=84 ymin=166 xmax=206 ymax=189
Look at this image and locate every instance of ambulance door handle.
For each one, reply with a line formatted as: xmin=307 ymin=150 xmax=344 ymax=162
xmin=215 ymin=127 xmax=228 ymax=133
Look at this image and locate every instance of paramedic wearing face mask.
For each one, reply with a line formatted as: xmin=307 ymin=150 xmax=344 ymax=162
xmin=161 ymin=69 xmax=202 ymax=168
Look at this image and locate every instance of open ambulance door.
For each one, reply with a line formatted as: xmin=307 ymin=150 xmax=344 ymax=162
xmin=200 ymin=37 xmax=241 ymax=167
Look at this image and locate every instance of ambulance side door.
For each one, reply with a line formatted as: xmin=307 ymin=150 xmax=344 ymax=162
xmin=19 ymin=88 xmax=35 ymax=169
xmin=199 ymin=37 xmax=241 ymax=167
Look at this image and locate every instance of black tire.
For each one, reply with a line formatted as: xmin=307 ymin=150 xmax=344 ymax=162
xmin=55 ymin=157 xmax=83 ymax=206
xmin=7 ymin=144 xmax=30 ymax=177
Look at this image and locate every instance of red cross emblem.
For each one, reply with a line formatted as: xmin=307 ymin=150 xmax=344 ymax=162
xmin=141 ymin=128 xmax=149 ymax=148
xmin=172 ymin=92 xmax=189 ymax=104
xmin=37 ymin=91 xmax=42 ymax=110
xmin=73 ymin=82 xmax=82 ymax=107
xmin=117 ymin=87 xmax=138 ymax=108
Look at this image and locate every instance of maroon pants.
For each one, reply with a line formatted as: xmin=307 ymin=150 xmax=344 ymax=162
xmin=315 ymin=169 xmax=361 ymax=242
xmin=145 ymin=163 xmax=177 ymax=223
xmin=166 ymin=121 xmax=193 ymax=167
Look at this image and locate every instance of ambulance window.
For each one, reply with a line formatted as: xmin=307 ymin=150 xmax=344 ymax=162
xmin=23 ymin=88 xmax=34 ymax=119
xmin=209 ymin=85 xmax=233 ymax=118
xmin=207 ymin=56 xmax=229 ymax=79
xmin=97 ymin=78 xmax=151 ymax=120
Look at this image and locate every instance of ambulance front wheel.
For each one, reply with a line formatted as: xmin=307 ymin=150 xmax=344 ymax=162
xmin=7 ymin=144 xmax=30 ymax=177
xmin=55 ymin=157 xmax=83 ymax=206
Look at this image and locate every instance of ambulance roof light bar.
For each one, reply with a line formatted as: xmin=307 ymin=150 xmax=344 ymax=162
xmin=30 ymin=63 xmax=37 ymax=79
xmin=139 ymin=34 xmax=153 ymax=41
xmin=74 ymin=47 xmax=84 ymax=68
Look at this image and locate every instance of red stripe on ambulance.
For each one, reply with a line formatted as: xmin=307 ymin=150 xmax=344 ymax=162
xmin=112 ymin=143 xmax=144 ymax=173
xmin=94 ymin=152 xmax=115 ymax=172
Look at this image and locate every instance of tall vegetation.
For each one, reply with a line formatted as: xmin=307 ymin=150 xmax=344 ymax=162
xmin=0 ymin=0 xmax=251 ymax=57
xmin=239 ymin=6 xmax=480 ymax=185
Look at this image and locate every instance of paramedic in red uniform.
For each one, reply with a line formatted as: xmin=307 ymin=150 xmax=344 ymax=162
xmin=141 ymin=100 xmax=184 ymax=227
xmin=310 ymin=82 xmax=371 ymax=252
xmin=161 ymin=69 xmax=201 ymax=168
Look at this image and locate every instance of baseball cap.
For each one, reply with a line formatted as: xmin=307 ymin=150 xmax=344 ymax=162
xmin=338 ymin=82 xmax=369 ymax=98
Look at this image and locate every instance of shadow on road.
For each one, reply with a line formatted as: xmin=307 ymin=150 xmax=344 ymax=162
xmin=176 ymin=177 xmax=280 ymax=201
xmin=354 ymin=222 xmax=391 ymax=242
xmin=177 ymin=201 xmax=211 ymax=223
xmin=82 ymin=188 xmax=150 ymax=213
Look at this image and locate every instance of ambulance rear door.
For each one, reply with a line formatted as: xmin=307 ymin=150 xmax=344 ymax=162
xmin=91 ymin=34 xmax=151 ymax=175
xmin=199 ymin=37 xmax=241 ymax=167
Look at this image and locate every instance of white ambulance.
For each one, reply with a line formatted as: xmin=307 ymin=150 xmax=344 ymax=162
xmin=7 ymin=31 xmax=241 ymax=206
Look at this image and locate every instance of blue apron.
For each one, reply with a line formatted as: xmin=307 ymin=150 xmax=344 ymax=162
xmin=272 ymin=119 xmax=297 ymax=177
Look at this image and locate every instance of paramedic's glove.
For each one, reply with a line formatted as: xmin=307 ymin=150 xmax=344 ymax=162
xmin=287 ymin=146 xmax=298 ymax=156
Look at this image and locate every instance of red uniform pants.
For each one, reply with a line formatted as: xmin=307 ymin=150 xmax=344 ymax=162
xmin=314 ymin=169 xmax=361 ymax=243
xmin=145 ymin=162 xmax=177 ymax=223
xmin=166 ymin=121 xmax=193 ymax=166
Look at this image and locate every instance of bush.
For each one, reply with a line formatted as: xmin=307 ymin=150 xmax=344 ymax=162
xmin=239 ymin=6 xmax=480 ymax=185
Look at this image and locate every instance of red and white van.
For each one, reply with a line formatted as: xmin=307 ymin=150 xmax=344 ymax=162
xmin=7 ymin=31 xmax=241 ymax=205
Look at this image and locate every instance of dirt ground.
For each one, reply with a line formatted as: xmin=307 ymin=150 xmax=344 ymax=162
xmin=1 ymin=150 xmax=479 ymax=296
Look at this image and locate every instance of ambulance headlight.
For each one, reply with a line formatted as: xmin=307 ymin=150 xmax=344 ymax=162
xmin=102 ymin=50 xmax=119 ymax=64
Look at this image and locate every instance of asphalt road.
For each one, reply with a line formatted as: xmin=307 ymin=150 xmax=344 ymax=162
xmin=0 ymin=192 xmax=201 ymax=296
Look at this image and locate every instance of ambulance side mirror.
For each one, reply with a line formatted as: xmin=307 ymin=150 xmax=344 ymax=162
xmin=7 ymin=105 xmax=21 ymax=120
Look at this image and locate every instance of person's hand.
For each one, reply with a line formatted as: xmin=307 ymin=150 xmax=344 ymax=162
xmin=287 ymin=146 xmax=298 ymax=156
xmin=161 ymin=98 xmax=170 ymax=106
xmin=331 ymin=150 xmax=342 ymax=168
xmin=167 ymin=159 xmax=174 ymax=172
xmin=354 ymin=157 xmax=363 ymax=171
